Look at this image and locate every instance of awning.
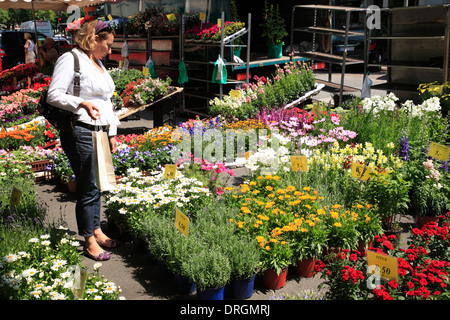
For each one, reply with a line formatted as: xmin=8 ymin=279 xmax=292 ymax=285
xmin=0 ymin=0 xmax=107 ymax=11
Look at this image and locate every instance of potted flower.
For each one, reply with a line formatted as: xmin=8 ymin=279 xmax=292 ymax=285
xmin=352 ymin=202 xmax=384 ymax=256
xmin=225 ymin=235 xmax=261 ymax=299
xmin=257 ymin=234 xmax=293 ymax=290
xmin=365 ymin=171 xmax=411 ymax=246
xmin=181 ymin=245 xmax=231 ymax=300
xmin=47 ymin=148 xmax=76 ymax=187
xmin=260 ymin=0 xmax=288 ymax=58
xmin=290 ymin=213 xmax=328 ymax=278
xmin=407 ymin=157 xmax=450 ymax=228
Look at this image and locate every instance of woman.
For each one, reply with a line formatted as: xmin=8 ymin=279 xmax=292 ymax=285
xmin=39 ymin=37 xmax=59 ymax=74
xmin=24 ymin=32 xmax=36 ymax=64
xmin=47 ymin=20 xmax=121 ymax=261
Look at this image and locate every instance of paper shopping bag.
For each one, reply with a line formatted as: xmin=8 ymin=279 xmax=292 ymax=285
xmin=92 ymin=130 xmax=117 ymax=192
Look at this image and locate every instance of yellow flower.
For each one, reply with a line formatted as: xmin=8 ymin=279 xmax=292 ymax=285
xmin=249 ymin=181 xmax=257 ymax=186
xmin=300 ymin=227 xmax=308 ymax=232
xmin=276 ymin=189 xmax=285 ymax=194
xmin=330 ymin=211 xmax=339 ymax=219
xmin=286 ymin=185 xmax=296 ymax=192
xmin=303 ymin=187 xmax=311 ymax=191
xmin=334 ymin=222 xmax=342 ymax=227
xmin=331 ymin=204 xmax=342 ymax=209
xmin=266 ymin=186 xmax=273 ymax=191
xmin=265 ymin=246 xmax=271 ymax=251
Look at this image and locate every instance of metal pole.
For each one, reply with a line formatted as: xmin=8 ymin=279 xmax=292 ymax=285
xmin=246 ymin=12 xmax=251 ymax=83
xmin=339 ymin=10 xmax=351 ymax=107
xmin=31 ymin=0 xmax=42 ymax=67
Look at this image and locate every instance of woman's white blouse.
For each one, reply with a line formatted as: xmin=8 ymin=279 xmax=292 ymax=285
xmin=47 ymin=48 xmax=120 ymax=136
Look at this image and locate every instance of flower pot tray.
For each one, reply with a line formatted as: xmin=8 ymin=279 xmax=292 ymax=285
xmin=283 ymin=83 xmax=325 ymax=109
xmin=115 ymin=86 xmax=183 ymax=125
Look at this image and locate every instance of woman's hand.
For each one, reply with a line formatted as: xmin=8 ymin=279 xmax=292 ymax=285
xmin=79 ymin=101 xmax=101 ymax=120
xmin=109 ymin=136 xmax=118 ymax=153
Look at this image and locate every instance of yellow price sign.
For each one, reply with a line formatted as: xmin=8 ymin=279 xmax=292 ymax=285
xmin=428 ymin=142 xmax=450 ymax=162
xmin=351 ymin=162 xmax=372 ymax=181
xmin=367 ymin=250 xmax=399 ymax=282
xmin=142 ymin=67 xmax=149 ymax=77
xmin=217 ymin=19 xmax=222 ymax=27
xmin=10 ymin=187 xmax=22 ymax=206
xmin=245 ymin=151 xmax=251 ymax=160
xmin=199 ymin=12 xmax=206 ymax=22
xmin=229 ymin=89 xmax=241 ymax=99
xmin=166 ymin=13 xmax=176 ymax=21
xmin=118 ymin=60 xmax=123 ymax=69
xmin=164 ymin=164 xmax=177 ymax=179
xmin=175 ymin=208 xmax=189 ymax=237
xmin=107 ymin=14 xmax=113 ymax=21
xmin=291 ymin=156 xmax=308 ymax=172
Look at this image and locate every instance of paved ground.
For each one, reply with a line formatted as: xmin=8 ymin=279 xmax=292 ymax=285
xmin=33 ymin=68 xmax=414 ymax=301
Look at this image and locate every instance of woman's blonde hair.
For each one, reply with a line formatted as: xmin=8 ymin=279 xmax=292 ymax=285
xmin=24 ymin=32 xmax=32 ymax=40
xmin=75 ymin=20 xmax=114 ymax=52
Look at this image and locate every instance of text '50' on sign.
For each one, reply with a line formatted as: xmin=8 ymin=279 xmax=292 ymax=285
xmin=175 ymin=208 xmax=189 ymax=237
xmin=367 ymin=250 xmax=398 ymax=282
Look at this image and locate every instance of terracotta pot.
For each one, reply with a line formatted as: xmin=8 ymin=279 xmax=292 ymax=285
xmin=67 ymin=180 xmax=76 ymax=193
xmin=262 ymin=268 xmax=287 ymax=290
xmin=416 ymin=214 xmax=440 ymax=229
xmin=294 ymin=258 xmax=316 ymax=278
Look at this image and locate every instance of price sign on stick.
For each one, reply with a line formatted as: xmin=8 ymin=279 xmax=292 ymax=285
xmin=291 ymin=156 xmax=308 ymax=172
xmin=245 ymin=151 xmax=251 ymax=160
xmin=352 ymin=162 xmax=372 ymax=181
xmin=175 ymin=208 xmax=189 ymax=237
xmin=367 ymin=250 xmax=398 ymax=282
xmin=428 ymin=142 xmax=450 ymax=162
xmin=10 ymin=187 xmax=22 ymax=206
xmin=164 ymin=164 xmax=177 ymax=179
xmin=142 ymin=67 xmax=149 ymax=77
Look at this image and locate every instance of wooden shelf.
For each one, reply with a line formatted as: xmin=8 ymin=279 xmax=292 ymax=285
xmin=293 ymin=4 xmax=366 ymax=12
xmin=315 ymin=79 xmax=360 ymax=93
xmin=293 ymin=27 xmax=364 ymax=37
xmin=298 ymin=51 xmax=364 ymax=65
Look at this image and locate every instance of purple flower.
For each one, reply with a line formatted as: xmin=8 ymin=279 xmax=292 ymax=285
xmin=399 ymin=135 xmax=409 ymax=161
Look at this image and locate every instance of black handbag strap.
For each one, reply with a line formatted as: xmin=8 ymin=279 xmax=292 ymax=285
xmin=70 ymin=50 xmax=81 ymax=97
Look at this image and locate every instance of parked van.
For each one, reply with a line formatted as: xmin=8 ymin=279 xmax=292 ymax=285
xmin=20 ymin=20 xmax=54 ymax=38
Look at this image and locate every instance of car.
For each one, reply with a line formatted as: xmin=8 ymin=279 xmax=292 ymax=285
xmin=333 ymin=29 xmax=386 ymax=69
xmin=0 ymin=30 xmax=48 ymax=70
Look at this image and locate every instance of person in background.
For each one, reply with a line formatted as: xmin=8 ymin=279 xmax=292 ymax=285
xmin=46 ymin=20 xmax=121 ymax=261
xmin=24 ymin=32 xmax=36 ymax=64
xmin=39 ymin=37 xmax=59 ymax=74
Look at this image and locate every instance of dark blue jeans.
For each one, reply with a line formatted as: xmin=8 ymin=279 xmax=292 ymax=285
xmin=60 ymin=125 xmax=101 ymax=238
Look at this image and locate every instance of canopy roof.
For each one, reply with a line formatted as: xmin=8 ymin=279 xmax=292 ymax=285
xmin=0 ymin=0 xmax=106 ymax=11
